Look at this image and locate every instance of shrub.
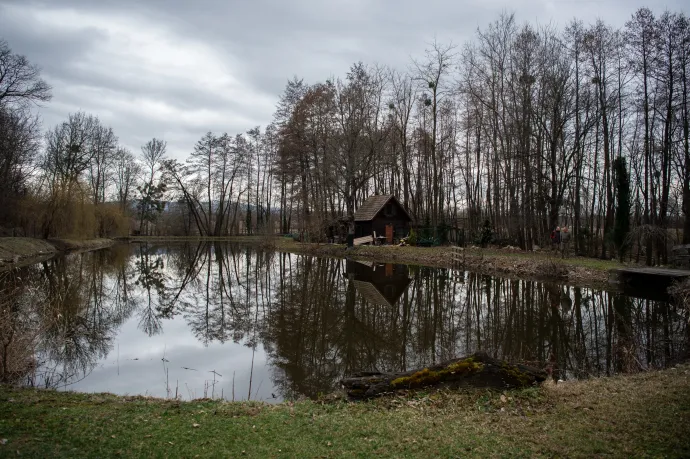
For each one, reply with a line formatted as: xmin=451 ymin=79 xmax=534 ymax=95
xmin=407 ymin=229 xmax=418 ymax=245
xmin=96 ymin=204 xmax=130 ymax=237
xmin=476 ymin=219 xmax=493 ymax=247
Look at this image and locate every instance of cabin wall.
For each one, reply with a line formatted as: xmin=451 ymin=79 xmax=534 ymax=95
xmin=371 ymin=217 xmax=410 ymax=239
xmin=355 ymin=221 xmax=372 ymax=238
xmin=355 ymin=219 xmax=410 ymax=238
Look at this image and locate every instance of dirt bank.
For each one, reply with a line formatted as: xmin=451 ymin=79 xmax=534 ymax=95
xmin=121 ymin=236 xmax=633 ymax=289
xmin=0 ymin=237 xmax=115 ymax=271
xmin=264 ymin=239 xmax=625 ymax=290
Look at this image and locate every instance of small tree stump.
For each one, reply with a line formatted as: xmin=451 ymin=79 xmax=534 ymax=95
xmin=340 ymin=352 xmax=546 ymax=399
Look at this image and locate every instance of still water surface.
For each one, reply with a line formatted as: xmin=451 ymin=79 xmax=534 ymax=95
xmin=6 ymin=243 xmax=689 ymax=402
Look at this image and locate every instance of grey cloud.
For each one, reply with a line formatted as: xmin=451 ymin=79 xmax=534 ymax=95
xmin=1 ymin=0 xmax=688 ymax=159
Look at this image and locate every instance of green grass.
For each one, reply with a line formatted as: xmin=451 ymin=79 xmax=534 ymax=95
xmin=2 ymin=365 xmax=689 ymax=458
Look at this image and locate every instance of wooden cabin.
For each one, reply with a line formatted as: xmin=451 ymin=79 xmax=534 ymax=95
xmin=354 ymin=195 xmax=412 ymax=242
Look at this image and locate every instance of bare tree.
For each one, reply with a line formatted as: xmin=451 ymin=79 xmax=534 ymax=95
xmin=42 ymin=112 xmax=96 ymax=193
xmin=676 ymin=15 xmax=690 ymax=243
xmin=0 ymin=39 xmax=51 ymax=109
xmin=87 ymin=122 xmax=118 ymax=206
xmin=0 ymin=107 xmax=41 ymax=224
xmin=140 ymin=138 xmax=167 ymax=185
xmin=413 ymin=40 xmax=457 ymax=230
xmin=0 ymin=39 xmax=50 ymax=231
xmin=164 ymin=132 xmax=247 ymax=236
xmin=583 ymin=21 xmax=619 ymax=258
xmin=329 ymin=63 xmax=383 ymax=238
xmin=389 ymin=69 xmax=417 ymax=211
xmin=138 ymin=138 xmax=168 ymax=235
xmin=40 ymin=112 xmax=97 ymax=237
xmin=113 ymin=147 xmax=141 ymax=212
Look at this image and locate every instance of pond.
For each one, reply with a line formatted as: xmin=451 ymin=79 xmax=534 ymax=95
xmin=1 ymin=242 xmax=688 ymax=402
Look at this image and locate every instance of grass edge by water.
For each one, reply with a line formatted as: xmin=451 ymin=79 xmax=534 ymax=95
xmin=1 ymin=363 xmax=689 ymax=458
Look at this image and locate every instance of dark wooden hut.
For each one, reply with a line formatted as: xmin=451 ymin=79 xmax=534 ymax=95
xmin=354 ymin=195 xmax=412 ymax=241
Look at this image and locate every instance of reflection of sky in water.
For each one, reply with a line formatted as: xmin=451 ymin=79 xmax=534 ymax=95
xmin=13 ymin=243 xmax=686 ymax=400
xmin=65 ymin=313 xmax=276 ymax=402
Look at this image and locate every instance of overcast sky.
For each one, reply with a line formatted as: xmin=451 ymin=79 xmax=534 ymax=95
xmin=1 ymin=0 xmax=687 ymax=159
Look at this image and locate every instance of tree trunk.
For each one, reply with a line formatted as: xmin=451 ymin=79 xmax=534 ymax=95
xmin=340 ymin=351 xmax=546 ymax=399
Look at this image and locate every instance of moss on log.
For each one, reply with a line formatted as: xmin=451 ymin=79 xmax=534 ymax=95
xmin=340 ymin=352 xmax=546 ymax=399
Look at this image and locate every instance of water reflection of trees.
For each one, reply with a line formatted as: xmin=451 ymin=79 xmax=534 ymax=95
xmin=38 ymin=246 xmax=140 ymax=387
xmin=0 ymin=245 xmax=135 ymax=387
xmin=263 ymin=258 xmax=689 ymax=398
xmin=133 ymin=243 xmax=170 ymax=335
xmin=4 ymin=243 xmax=688 ymax=398
xmin=163 ymin=243 xmax=272 ymax=345
xmin=457 ymin=277 xmax=688 ymax=379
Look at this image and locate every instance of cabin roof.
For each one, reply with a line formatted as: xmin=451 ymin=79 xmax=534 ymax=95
xmin=354 ymin=195 xmax=412 ymax=222
xmin=352 ymin=281 xmax=393 ymax=306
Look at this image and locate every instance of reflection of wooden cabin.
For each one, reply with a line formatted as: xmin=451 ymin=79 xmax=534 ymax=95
xmin=354 ymin=195 xmax=412 ymax=241
xmin=346 ymin=260 xmax=411 ymax=307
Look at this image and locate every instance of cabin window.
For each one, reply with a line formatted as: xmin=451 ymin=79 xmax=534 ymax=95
xmin=384 ymin=203 xmax=396 ymax=217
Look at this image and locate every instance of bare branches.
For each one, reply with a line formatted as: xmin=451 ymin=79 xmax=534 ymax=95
xmin=114 ymin=147 xmax=141 ymax=212
xmin=141 ymin=138 xmax=168 ymax=184
xmin=1 ymin=8 xmax=689 ymax=259
xmin=0 ymin=39 xmax=51 ymax=109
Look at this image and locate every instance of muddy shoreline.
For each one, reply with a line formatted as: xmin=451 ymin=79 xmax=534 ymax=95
xmin=0 ymin=237 xmax=115 ymax=271
xmin=149 ymin=236 xmax=621 ymax=290
xmin=266 ymin=241 xmax=618 ymax=290
xmin=2 ymin=235 xmax=629 ymax=290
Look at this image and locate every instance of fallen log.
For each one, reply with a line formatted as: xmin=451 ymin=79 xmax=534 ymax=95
xmin=340 ymin=352 xmax=547 ymax=399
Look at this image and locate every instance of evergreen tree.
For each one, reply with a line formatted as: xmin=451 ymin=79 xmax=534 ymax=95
xmin=613 ymin=157 xmax=631 ymax=261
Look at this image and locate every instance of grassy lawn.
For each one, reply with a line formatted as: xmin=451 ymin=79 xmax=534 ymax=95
xmin=2 ymin=365 xmax=689 ymax=458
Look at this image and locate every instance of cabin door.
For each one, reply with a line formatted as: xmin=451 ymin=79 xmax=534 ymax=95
xmin=385 ymin=224 xmax=393 ymax=244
